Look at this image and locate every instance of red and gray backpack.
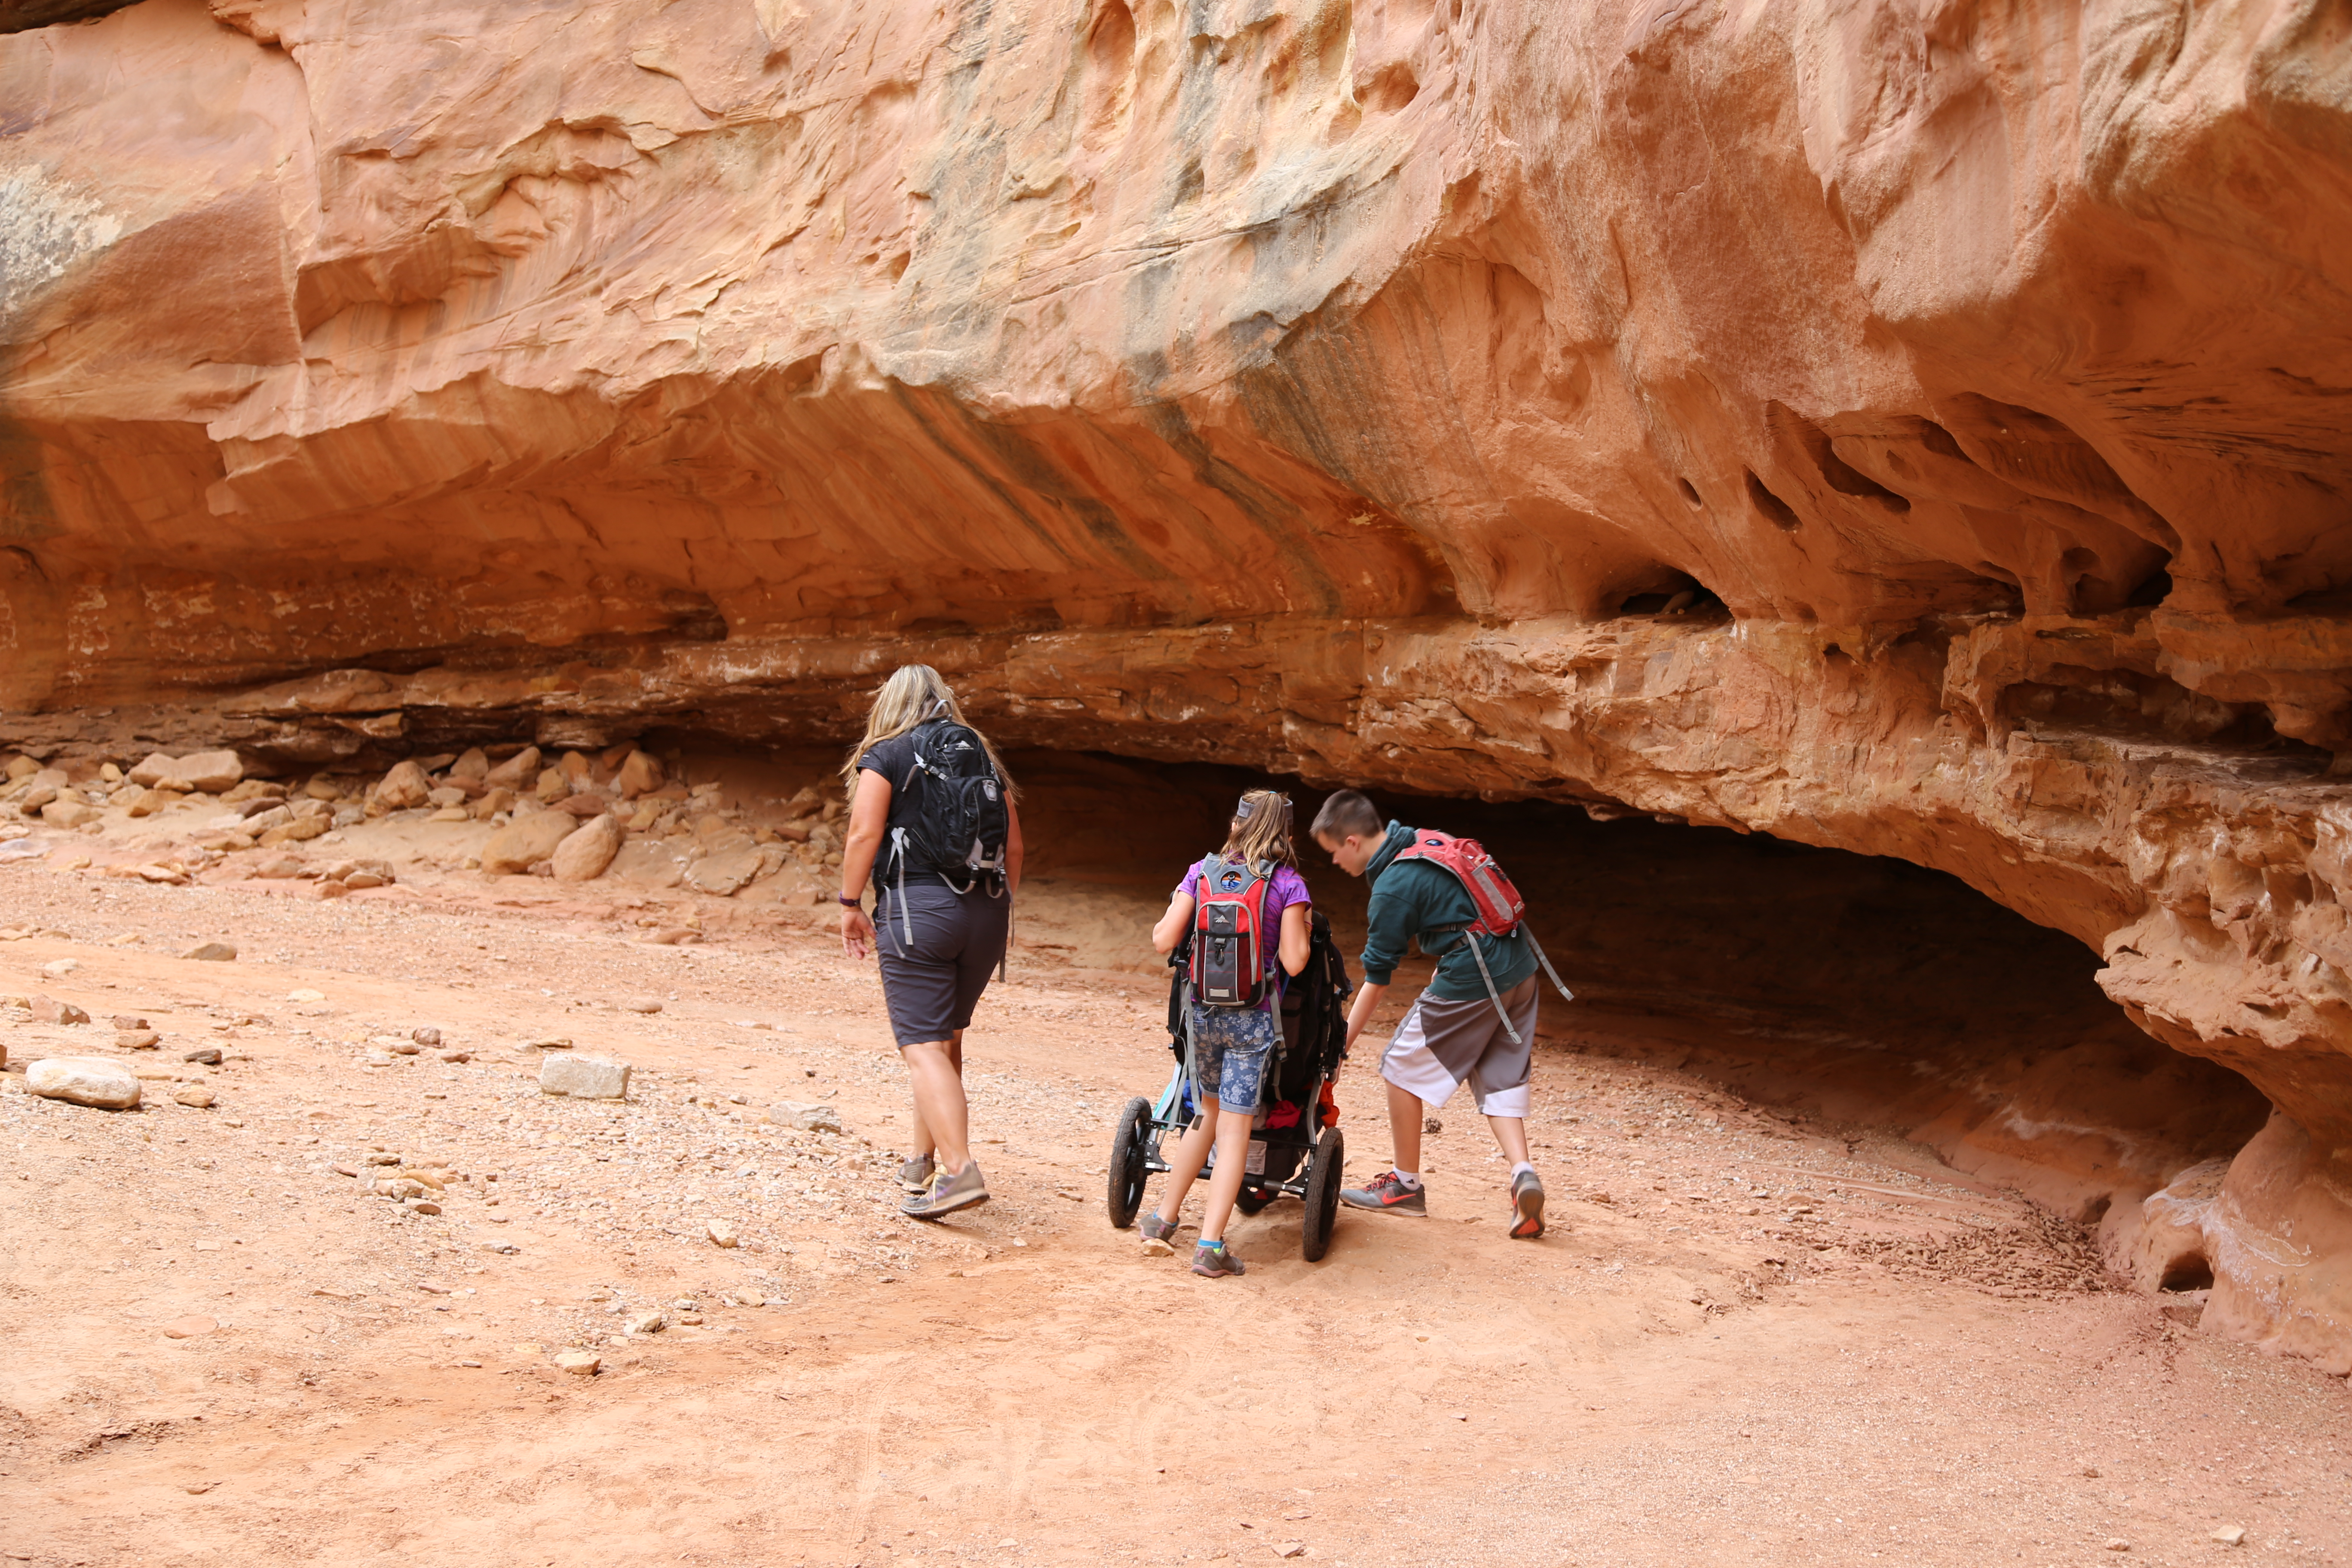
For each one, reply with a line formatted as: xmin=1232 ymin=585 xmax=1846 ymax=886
xmin=1190 ymin=855 xmax=1276 ymax=1008
xmin=1393 ymin=830 xmax=1575 ymax=1043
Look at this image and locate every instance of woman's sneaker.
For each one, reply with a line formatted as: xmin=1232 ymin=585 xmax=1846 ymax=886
xmin=903 ymin=1161 xmax=988 ymax=1219
xmin=898 ymin=1153 xmax=935 ymax=1193
xmin=1509 ymin=1169 xmax=1546 ymax=1240
xmin=1338 ymin=1171 xmax=1427 ymax=1215
xmin=1138 ymin=1211 xmax=1180 ymax=1243
xmin=1191 ymin=1240 xmax=1245 ymax=1277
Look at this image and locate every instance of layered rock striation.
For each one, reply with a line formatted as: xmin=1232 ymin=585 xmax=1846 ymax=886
xmin=5 ymin=0 xmax=2352 ymax=1364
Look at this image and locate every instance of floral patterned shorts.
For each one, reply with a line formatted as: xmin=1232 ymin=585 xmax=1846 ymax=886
xmin=1190 ymin=1002 xmax=1279 ymax=1115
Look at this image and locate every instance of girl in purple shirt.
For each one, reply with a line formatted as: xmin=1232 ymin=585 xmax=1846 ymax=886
xmin=1144 ymin=789 xmax=1312 ymax=1277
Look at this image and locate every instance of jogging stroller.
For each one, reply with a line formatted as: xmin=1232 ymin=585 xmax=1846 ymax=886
xmin=1104 ymin=910 xmax=1352 ymax=1261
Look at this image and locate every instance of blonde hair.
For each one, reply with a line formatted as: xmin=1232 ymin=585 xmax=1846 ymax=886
xmin=1220 ymin=788 xmax=1297 ymax=870
xmin=840 ymin=665 xmax=1017 ymax=798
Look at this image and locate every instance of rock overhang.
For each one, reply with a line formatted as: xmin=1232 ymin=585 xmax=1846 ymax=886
xmin=4 ymin=0 xmax=2352 ymax=1368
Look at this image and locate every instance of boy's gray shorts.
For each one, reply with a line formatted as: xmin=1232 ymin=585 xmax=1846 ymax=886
xmin=1378 ymin=977 xmax=1537 ymax=1117
xmin=873 ymin=881 xmax=1010 ymax=1047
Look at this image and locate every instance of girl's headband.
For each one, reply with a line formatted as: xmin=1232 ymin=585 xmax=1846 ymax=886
xmin=1234 ymin=793 xmax=1292 ymax=824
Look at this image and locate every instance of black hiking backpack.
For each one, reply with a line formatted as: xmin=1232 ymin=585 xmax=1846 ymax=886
xmin=885 ymin=718 xmax=1010 ymax=895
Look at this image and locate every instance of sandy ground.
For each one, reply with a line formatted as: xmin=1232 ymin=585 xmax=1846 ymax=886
xmin=3 ymin=848 xmax=2350 ymax=1568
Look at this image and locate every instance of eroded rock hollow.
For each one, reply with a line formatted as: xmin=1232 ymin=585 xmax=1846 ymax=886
xmin=4 ymin=0 xmax=2352 ymax=1367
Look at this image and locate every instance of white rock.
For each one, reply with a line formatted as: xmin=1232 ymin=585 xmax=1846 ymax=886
xmin=705 ymin=1218 xmax=738 ymax=1249
xmin=767 ymin=1101 xmax=842 ymax=1133
xmin=553 ymin=1351 xmax=601 ymax=1376
xmin=539 ymin=1054 xmax=631 ymax=1099
xmin=41 ymin=958 xmax=79 ymax=977
xmin=2212 ymin=1527 xmax=2247 ymax=1547
xmin=27 ymin=1057 xmax=142 ymax=1109
xmin=625 ymin=1310 xmax=667 ymax=1335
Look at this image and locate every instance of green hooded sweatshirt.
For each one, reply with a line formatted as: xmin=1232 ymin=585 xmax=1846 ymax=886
xmin=1358 ymin=820 xmax=1540 ymax=1002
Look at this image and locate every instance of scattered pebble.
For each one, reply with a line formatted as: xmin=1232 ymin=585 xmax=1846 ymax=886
xmin=174 ymin=1087 xmax=216 ymax=1109
xmin=2213 ymin=1527 xmax=2246 ymax=1547
xmin=706 ymin=1219 xmax=739 ymax=1249
xmin=160 ymin=1315 xmax=218 ymax=1339
xmin=182 ymin=941 xmax=236 ymax=962
xmin=554 ymin=1351 xmax=601 ymax=1376
xmin=183 ymin=1047 xmax=223 ymax=1066
xmin=623 ymin=997 xmax=663 ymax=1014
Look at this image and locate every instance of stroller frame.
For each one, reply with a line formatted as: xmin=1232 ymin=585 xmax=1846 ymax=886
xmin=1105 ymin=916 xmax=1351 ymax=1262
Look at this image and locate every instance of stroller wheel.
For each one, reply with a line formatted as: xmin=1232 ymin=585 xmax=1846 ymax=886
xmin=1302 ymin=1123 xmax=1345 ymax=1262
xmin=1106 ymin=1096 xmax=1153 ymax=1229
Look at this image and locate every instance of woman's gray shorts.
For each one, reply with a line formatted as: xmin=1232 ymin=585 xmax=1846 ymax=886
xmin=874 ymin=880 xmax=1011 ymax=1047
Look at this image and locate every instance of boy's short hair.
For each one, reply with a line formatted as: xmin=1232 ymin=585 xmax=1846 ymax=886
xmin=1311 ymin=789 xmax=1382 ymax=842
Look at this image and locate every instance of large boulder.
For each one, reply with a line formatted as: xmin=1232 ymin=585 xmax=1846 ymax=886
xmin=480 ymin=811 xmax=575 ymax=876
xmin=127 ymin=750 xmax=243 ymax=793
xmin=685 ymin=839 xmax=767 ymax=897
xmin=616 ymin=750 xmax=664 ymax=799
xmin=484 ymin=746 xmax=542 ymax=791
xmin=28 ymin=1057 xmax=141 ymax=1109
xmin=551 ymin=814 xmax=625 ymax=882
xmin=608 ymin=840 xmax=686 ymax=888
xmin=374 ymin=760 xmax=431 ymax=810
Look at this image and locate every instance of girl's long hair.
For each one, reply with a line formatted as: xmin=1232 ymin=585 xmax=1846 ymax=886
xmin=839 ymin=665 xmax=1017 ymax=800
xmin=1220 ymin=788 xmax=1297 ymax=870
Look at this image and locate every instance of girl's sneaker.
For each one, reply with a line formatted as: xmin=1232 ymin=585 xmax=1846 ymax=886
xmin=1191 ymin=1240 xmax=1246 ymax=1278
xmin=899 ymin=1153 xmax=935 ymax=1193
xmin=1138 ymin=1211 xmax=1180 ymax=1243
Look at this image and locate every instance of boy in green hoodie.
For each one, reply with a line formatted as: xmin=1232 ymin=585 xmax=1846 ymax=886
xmin=1310 ymin=789 xmax=1547 ymax=1238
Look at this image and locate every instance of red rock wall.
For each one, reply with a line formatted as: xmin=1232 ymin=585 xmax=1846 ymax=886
xmin=4 ymin=0 xmax=2352 ymax=1367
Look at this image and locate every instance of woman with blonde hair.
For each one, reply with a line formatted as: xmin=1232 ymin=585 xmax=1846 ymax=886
xmin=838 ymin=665 xmax=1022 ymax=1219
xmin=1141 ymin=789 xmax=1312 ymax=1277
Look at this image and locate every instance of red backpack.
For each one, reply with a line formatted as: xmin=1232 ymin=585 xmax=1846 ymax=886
xmin=1392 ymin=830 xmax=1574 ymax=1042
xmin=1190 ymin=855 xmax=1275 ymax=1008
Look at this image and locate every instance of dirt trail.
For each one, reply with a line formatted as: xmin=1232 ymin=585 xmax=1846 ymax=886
xmin=3 ymin=864 xmax=2347 ymax=1568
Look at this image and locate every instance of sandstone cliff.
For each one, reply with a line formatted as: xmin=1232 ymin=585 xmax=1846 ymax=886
xmin=4 ymin=0 xmax=2352 ymax=1367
